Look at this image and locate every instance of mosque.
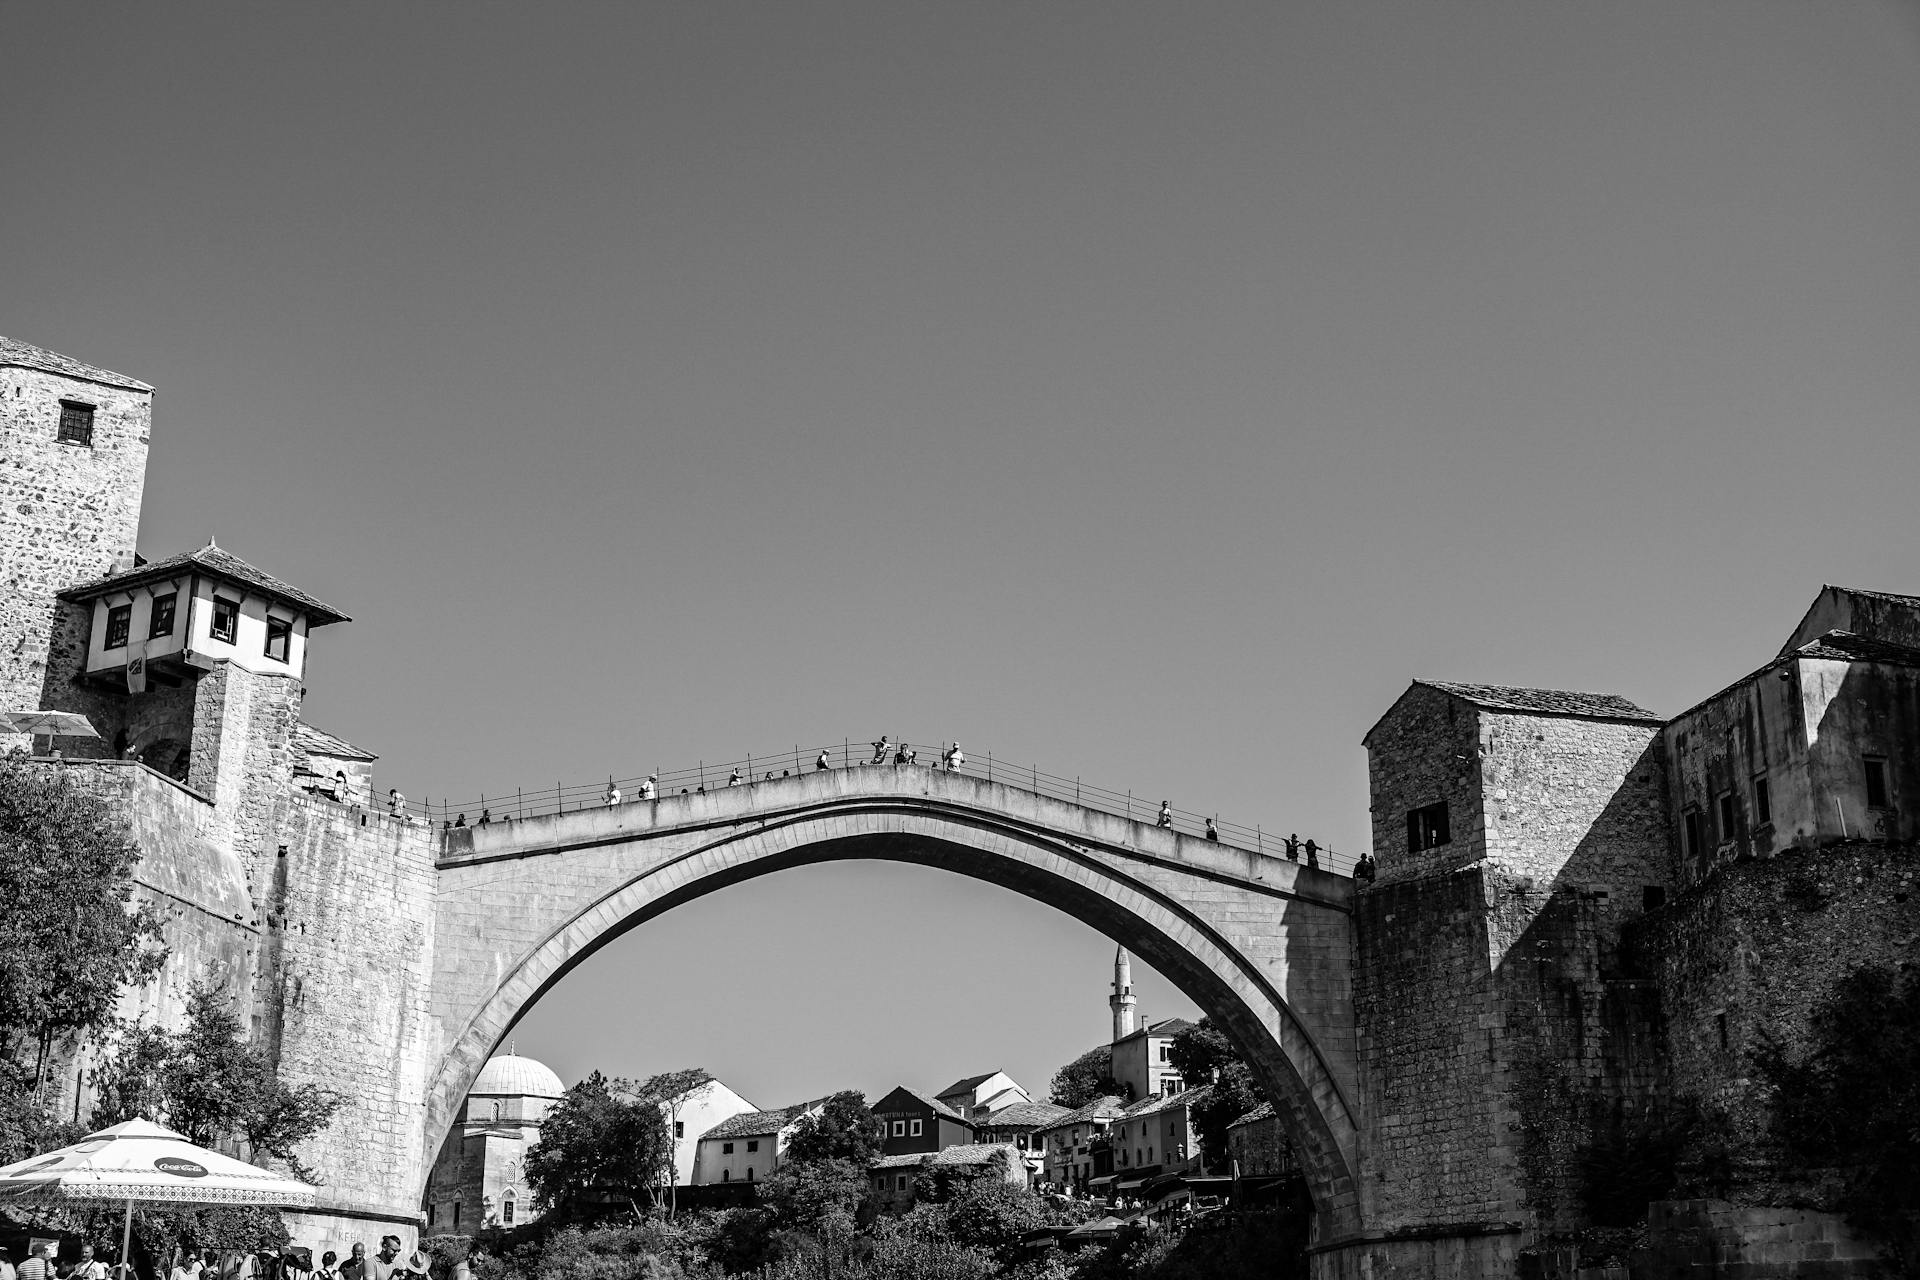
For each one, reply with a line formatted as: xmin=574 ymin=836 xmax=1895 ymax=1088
xmin=422 ymin=1050 xmax=565 ymax=1234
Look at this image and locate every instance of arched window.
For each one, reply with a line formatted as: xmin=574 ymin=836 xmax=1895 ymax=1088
xmin=502 ymin=1191 xmax=515 ymax=1225
xmin=747 ymin=1167 xmax=755 ymax=1182
xmin=491 ymin=1101 xmax=502 ymax=1122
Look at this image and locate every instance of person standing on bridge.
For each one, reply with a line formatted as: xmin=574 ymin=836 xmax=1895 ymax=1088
xmin=943 ymin=742 xmax=965 ymax=770
xmin=1304 ymin=838 xmax=1320 ymax=868
xmin=1205 ymin=818 xmax=1219 ymax=841
xmin=871 ymin=736 xmax=891 ymax=764
xmin=1355 ymin=851 xmax=1377 ymax=883
xmin=605 ymin=780 xmax=621 ymax=807
xmin=1157 ymin=801 xmax=1173 ymax=828
xmin=639 ymin=773 xmax=657 ymax=800
xmin=729 ymin=768 xmax=743 ymax=786
xmin=1284 ymin=833 xmax=1301 ymax=861
xmin=817 ymin=747 xmax=832 ymax=771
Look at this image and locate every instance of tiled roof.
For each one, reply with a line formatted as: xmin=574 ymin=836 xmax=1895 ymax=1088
xmin=1416 ymin=681 xmax=1662 ymax=723
xmin=1792 ymin=630 xmax=1920 ymax=668
xmin=60 ymin=542 xmax=349 ymax=625
xmin=870 ymin=1153 xmax=927 ymax=1171
xmin=1228 ymin=1102 xmax=1277 ymax=1129
xmin=1122 ymin=1086 xmax=1210 ymax=1119
xmin=1826 ymin=586 xmax=1920 ymax=608
xmin=930 ymin=1142 xmax=1021 ymax=1167
xmin=700 ymin=1104 xmax=809 ymax=1141
xmin=0 ymin=335 xmax=152 ymax=392
xmin=979 ymin=1100 xmax=1070 ymax=1130
xmin=1113 ymin=1017 xmax=1194 ymax=1045
xmin=294 ymin=722 xmax=378 ymax=762
xmin=1041 ymin=1096 xmax=1129 ymax=1131
xmin=886 ymin=1087 xmax=969 ymax=1124
xmin=936 ymin=1071 xmax=1002 ymax=1100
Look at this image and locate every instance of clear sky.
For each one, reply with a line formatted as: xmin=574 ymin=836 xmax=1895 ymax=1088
xmin=5 ymin=2 xmax=1919 ymax=1109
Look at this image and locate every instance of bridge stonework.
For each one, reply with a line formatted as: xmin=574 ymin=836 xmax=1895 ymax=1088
xmin=425 ymin=767 xmax=1366 ymax=1244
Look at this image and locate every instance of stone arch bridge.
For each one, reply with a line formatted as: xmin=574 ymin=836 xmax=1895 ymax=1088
xmin=424 ymin=765 xmax=1362 ymax=1238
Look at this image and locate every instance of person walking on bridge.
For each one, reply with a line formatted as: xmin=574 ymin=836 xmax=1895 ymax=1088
xmin=817 ymin=747 xmax=832 ymax=771
xmin=1157 ymin=801 xmax=1173 ymax=828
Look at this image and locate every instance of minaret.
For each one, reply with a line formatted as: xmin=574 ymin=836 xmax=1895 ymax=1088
xmin=1110 ymin=946 xmax=1138 ymax=1042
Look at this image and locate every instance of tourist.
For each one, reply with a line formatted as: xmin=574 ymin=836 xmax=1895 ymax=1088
xmin=943 ymin=742 xmax=965 ymax=771
xmin=333 ymin=770 xmax=351 ymax=803
xmin=68 ymin=1247 xmax=108 ymax=1280
xmin=338 ymin=1246 xmax=366 ymax=1280
xmin=1284 ymin=833 xmax=1300 ymax=862
xmin=476 ymin=809 xmax=490 ymax=826
xmin=369 ymin=1239 xmax=402 ymax=1280
xmin=388 ymin=789 xmax=407 ymax=820
xmin=894 ymin=741 xmax=911 ymax=764
xmin=605 ymin=781 xmax=621 ymax=807
xmin=311 ymin=1255 xmax=337 ymax=1280
xmin=816 ymin=748 xmax=831 ymax=771
xmin=1355 ymin=852 xmax=1377 ymax=884
xmin=400 ymin=1255 xmax=430 ymax=1280
xmin=1304 ymin=838 xmax=1320 ymax=869
xmin=167 ymin=1250 xmax=200 ymax=1280
xmin=453 ymin=813 xmax=466 ymax=828
xmin=17 ymin=1243 xmax=50 ymax=1280
xmin=728 ymin=769 xmax=742 ymax=786
xmin=871 ymin=736 xmax=891 ymax=764
xmin=0 ymin=1247 xmax=16 ymax=1280
xmin=1205 ymin=818 xmax=1219 ymax=841
xmin=638 ymin=773 xmax=657 ymax=800
xmin=1157 ymin=801 xmax=1173 ymax=828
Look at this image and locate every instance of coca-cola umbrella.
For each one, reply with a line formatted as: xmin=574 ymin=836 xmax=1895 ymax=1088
xmin=0 ymin=1120 xmax=316 ymax=1276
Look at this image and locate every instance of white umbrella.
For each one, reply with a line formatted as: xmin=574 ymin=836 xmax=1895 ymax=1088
xmin=0 ymin=1119 xmax=315 ymax=1276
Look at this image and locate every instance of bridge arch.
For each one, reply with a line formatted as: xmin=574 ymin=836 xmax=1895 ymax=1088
xmin=425 ymin=780 xmax=1362 ymax=1236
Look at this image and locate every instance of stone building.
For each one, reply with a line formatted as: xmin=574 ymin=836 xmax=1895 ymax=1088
xmin=422 ymin=1053 xmax=565 ymax=1234
xmin=1035 ymin=1096 xmax=1126 ymax=1190
xmin=689 ymin=1100 xmax=826 ymax=1186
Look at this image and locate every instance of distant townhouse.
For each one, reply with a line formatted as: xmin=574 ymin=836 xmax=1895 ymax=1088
xmin=870 ymin=1086 xmax=976 ymax=1156
xmin=933 ymin=1070 xmax=1030 ymax=1123
xmin=1035 ymin=1095 xmax=1127 ymax=1190
xmin=1092 ymin=1086 xmax=1208 ymax=1198
xmin=869 ymin=1141 xmax=1028 ymax=1213
xmin=691 ymin=1099 xmax=827 ymax=1186
xmin=1110 ymin=1017 xmax=1192 ymax=1102
xmin=667 ymin=1079 xmax=759 ymax=1187
xmin=973 ymin=1099 xmax=1070 ymax=1182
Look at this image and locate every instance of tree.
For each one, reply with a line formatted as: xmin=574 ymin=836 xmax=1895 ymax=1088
xmin=1757 ymin=964 xmax=1920 ymax=1271
xmin=1170 ymin=1018 xmax=1267 ymax=1174
xmin=1048 ymin=1045 xmax=1121 ymax=1107
xmin=524 ymin=1073 xmax=672 ymax=1220
xmin=627 ymin=1066 xmax=713 ymax=1216
xmin=0 ymin=751 xmax=166 ymax=1089
xmin=90 ymin=984 xmax=344 ymax=1179
xmin=783 ymin=1091 xmax=884 ymax=1166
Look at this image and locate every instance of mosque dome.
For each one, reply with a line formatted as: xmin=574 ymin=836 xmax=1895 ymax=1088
xmin=471 ymin=1053 xmax=565 ymax=1099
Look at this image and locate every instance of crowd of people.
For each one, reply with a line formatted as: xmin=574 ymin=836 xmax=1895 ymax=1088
xmin=0 ymin=1240 xmax=455 ymax=1280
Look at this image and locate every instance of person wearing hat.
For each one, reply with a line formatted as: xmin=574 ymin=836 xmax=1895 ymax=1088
xmin=398 ymin=1254 xmax=431 ymax=1280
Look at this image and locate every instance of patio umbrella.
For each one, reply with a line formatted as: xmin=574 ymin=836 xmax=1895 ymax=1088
xmin=0 ymin=710 xmax=100 ymax=746
xmin=0 ymin=1119 xmax=315 ymax=1276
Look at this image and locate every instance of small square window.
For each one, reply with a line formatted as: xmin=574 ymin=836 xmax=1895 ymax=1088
xmin=896 ymin=1176 xmax=907 ymax=1190
xmin=104 ymin=604 xmax=131 ymax=650
xmin=57 ymin=401 xmax=95 ymax=447
xmin=211 ymin=596 xmax=239 ymax=643
xmin=1753 ymin=776 xmax=1771 ymax=826
xmin=1407 ymin=800 xmax=1450 ymax=852
xmin=746 ymin=1139 xmax=759 ymax=1153
xmin=891 ymin=1120 xmax=906 ymax=1137
xmin=722 ymin=1141 xmax=734 ymax=1154
xmin=909 ymin=1119 xmax=922 ymax=1137
xmin=1718 ymin=792 xmax=1737 ymax=841
xmin=149 ymin=593 xmax=177 ymax=639
xmin=674 ymin=1121 xmax=684 ymax=1139
xmin=1865 ymin=757 xmax=1890 ymax=810
xmin=265 ymin=615 xmax=292 ymax=662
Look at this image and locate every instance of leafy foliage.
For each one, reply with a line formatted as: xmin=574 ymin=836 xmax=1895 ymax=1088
xmin=1755 ymin=963 xmax=1920 ymax=1272
xmin=525 ymin=1073 xmax=675 ymax=1220
xmin=1048 ymin=1046 xmax=1120 ymax=1108
xmin=89 ymin=983 xmax=344 ymax=1179
xmin=0 ymin=751 xmax=166 ymax=1085
xmin=783 ymin=1091 xmax=884 ymax=1166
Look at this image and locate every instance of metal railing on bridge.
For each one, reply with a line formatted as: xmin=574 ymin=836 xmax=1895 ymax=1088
xmin=414 ymin=740 xmax=1352 ymax=874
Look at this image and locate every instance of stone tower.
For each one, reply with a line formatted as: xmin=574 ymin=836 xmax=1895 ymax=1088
xmin=0 ymin=336 xmax=152 ymax=732
xmin=1109 ymin=945 xmax=1137 ymax=1042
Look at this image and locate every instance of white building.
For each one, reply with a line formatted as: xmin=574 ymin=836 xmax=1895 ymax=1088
xmin=665 ymin=1079 xmax=758 ymax=1187
xmin=691 ymin=1099 xmax=828 ymax=1186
